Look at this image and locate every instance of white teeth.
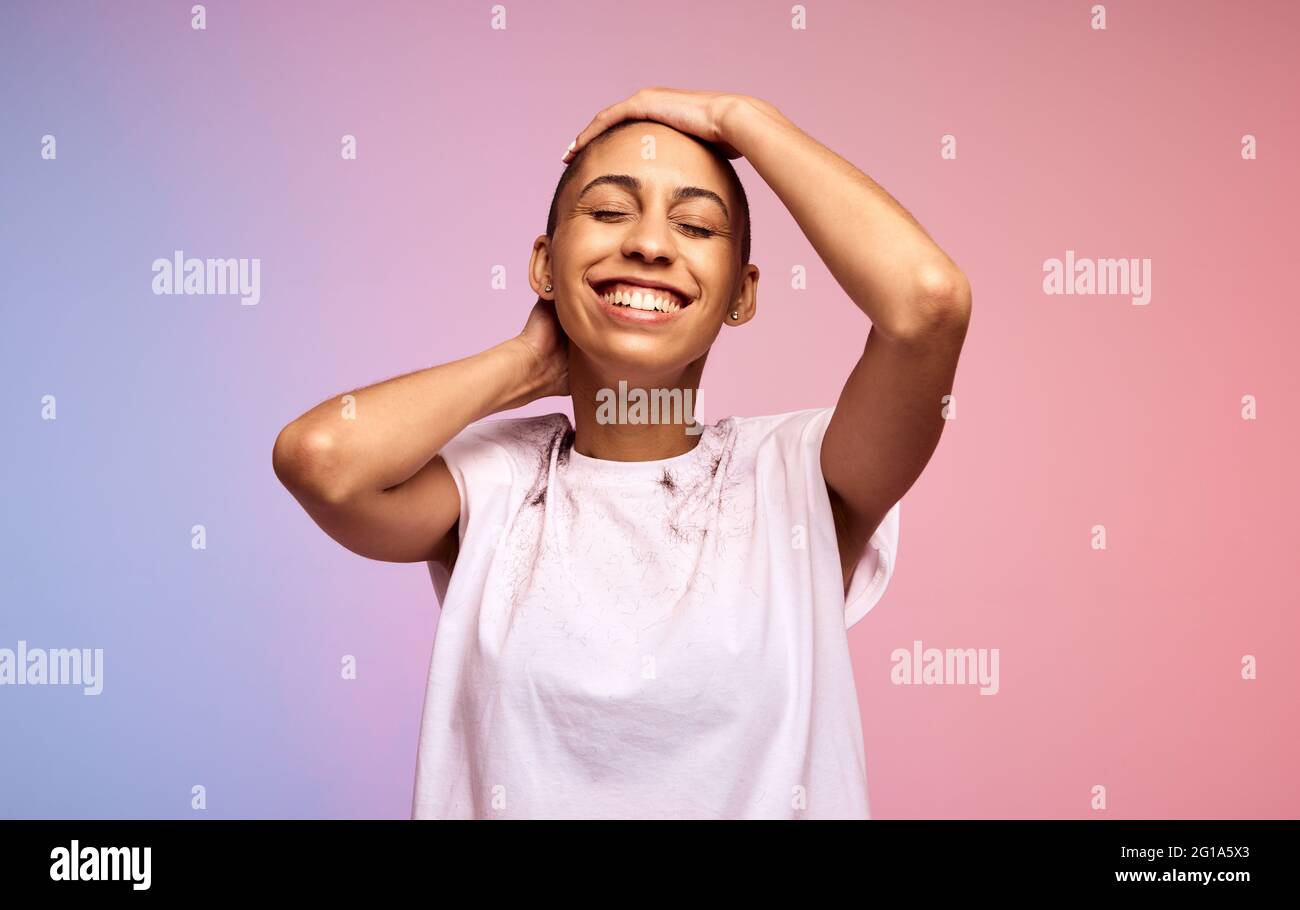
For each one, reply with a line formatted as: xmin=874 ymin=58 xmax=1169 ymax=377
xmin=600 ymin=285 xmax=682 ymax=314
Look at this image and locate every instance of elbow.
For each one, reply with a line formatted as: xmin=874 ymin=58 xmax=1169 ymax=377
xmin=272 ymin=421 xmax=355 ymax=506
xmin=917 ymin=262 xmax=972 ymax=312
xmin=886 ymin=263 xmax=972 ymax=345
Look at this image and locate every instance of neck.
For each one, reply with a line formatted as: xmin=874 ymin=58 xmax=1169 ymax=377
xmin=567 ymin=350 xmax=708 ymax=462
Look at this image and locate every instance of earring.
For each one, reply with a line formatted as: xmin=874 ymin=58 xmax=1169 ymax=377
xmin=544 ymin=283 xmax=553 ymax=293
xmin=729 ymin=311 xmax=739 ymax=320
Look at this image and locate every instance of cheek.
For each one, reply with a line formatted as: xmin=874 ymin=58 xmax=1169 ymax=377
xmin=553 ymin=287 xmax=581 ymax=334
xmin=552 ymin=282 xmax=603 ymax=352
xmin=689 ymin=252 xmax=734 ymax=296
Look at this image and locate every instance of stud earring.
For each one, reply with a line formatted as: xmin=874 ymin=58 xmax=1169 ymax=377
xmin=729 ymin=311 xmax=739 ymax=320
xmin=544 ymin=283 xmax=553 ymax=293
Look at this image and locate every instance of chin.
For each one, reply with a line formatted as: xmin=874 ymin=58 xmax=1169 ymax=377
xmin=578 ymin=335 xmax=702 ymax=382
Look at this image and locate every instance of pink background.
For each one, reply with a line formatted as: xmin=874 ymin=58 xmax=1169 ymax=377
xmin=2 ymin=0 xmax=1296 ymax=817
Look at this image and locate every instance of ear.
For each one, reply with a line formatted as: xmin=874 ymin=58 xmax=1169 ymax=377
xmin=725 ymin=263 xmax=759 ymax=326
xmin=529 ymin=235 xmax=555 ymax=300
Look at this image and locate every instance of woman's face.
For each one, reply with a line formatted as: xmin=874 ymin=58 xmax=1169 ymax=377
xmin=536 ymin=122 xmax=756 ymax=381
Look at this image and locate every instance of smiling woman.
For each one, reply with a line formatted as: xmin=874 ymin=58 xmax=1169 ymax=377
xmin=530 ymin=117 xmax=758 ymax=389
xmin=271 ymin=88 xmax=970 ymax=820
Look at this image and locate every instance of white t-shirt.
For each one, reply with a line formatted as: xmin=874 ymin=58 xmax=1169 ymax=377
xmin=414 ymin=407 xmax=901 ymax=819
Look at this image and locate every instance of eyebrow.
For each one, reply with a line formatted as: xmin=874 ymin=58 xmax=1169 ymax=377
xmin=576 ymin=174 xmax=730 ymax=222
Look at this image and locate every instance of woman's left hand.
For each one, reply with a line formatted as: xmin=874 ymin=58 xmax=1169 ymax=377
xmin=561 ymin=87 xmax=750 ymax=164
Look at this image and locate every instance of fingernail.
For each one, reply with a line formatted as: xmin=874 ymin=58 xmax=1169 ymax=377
xmin=561 ymin=139 xmax=576 ymax=161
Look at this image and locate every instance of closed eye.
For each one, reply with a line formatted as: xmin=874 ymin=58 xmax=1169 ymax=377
xmin=678 ymin=223 xmax=715 ymax=238
xmin=591 ymin=210 xmax=715 ymax=238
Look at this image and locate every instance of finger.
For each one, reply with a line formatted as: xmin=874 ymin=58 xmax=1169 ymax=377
xmin=562 ymin=97 xmax=640 ymax=163
xmin=562 ymin=105 xmax=623 ymax=163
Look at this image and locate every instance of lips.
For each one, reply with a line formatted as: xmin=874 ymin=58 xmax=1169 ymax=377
xmin=587 ymin=279 xmax=692 ymax=325
xmin=588 ymin=277 xmax=693 ymax=313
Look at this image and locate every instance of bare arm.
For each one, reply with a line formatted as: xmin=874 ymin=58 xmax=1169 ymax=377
xmin=272 ymin=300 xmax=567 ymax=564
xmin=721 ymin=97 xmax=971 ymax=579
xmin=560 ymin=88 xmax=970 ymax=587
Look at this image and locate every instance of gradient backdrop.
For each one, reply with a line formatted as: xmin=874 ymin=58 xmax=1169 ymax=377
xmin=2 ymin=0 xmax=1297 ymax=818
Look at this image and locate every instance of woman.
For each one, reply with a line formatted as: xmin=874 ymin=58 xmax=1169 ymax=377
xmin=273 ymin=88 xmax=971 ymax=819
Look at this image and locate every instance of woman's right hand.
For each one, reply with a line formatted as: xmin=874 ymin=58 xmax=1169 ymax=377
xmin=512 ymin=296 xmax=570 ymax=401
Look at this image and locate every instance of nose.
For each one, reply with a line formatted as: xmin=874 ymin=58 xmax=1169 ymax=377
xmin=619 ymin=206 xmax=677 ymax=265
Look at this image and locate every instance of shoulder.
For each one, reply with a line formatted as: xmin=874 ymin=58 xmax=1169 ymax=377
xmin=451 ymin=411 xmax=571 ymax=452
xmin=439 ymin=411 xmax=571 ymax=483
xmin=726 ymin=407 xmax=835 ymax=453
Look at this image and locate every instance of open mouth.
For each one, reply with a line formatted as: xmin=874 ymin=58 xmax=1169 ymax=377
xmin=589 ymin=279 xmax=693 ymax=315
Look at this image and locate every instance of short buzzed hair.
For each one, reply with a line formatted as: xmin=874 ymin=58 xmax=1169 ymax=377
xmin=545 ymin=119 xmax=751 ymax=267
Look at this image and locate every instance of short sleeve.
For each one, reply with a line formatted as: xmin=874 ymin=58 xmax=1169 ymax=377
xmin=435 ymin=418 xmax=518 ymax=545
xmin=424 ymin=417 xmax=523 ymax=604
xmin=800 ymin=407 xmax=902 ymax=631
